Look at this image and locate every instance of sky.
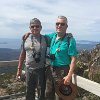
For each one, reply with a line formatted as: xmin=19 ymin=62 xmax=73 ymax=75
xmin=0 ymin=0 xmax=100 ymax=41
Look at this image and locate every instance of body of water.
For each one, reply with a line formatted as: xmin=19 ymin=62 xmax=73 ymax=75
xmin=0 ymin=38 xmax=21 ymax=49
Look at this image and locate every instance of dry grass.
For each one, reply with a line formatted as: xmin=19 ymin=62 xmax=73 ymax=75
xmin=0 ymin=73 xmax=25 ymax=96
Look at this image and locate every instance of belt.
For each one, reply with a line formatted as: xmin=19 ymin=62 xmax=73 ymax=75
xmin=50 ymin=65 xmax=69 ymax=79
xmin=52 ymin=65 xmax=69 ymax=67
xmin=51 ymin=65 xmax=69 ymax=70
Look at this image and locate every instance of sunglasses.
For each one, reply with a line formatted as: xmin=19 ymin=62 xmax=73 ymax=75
xmin=30 ymin=25 xmax=40 ymax=28
xmin=56 ymin=23 xmax=66 ymax=26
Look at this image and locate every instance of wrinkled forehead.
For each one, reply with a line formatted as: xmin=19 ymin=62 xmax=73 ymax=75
xmin=30 ymin=23 xmax=40 ymax=26
xmin=30 ymin=19 xmax=41 ymax=26
xmin=56 ymin=18 xmax=67 ymax=24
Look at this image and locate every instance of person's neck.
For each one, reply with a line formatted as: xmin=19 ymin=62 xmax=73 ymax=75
xmin=57 ymin=32 xmax=66 ymax=38
xmin=32 ymin=33 xmax=41 ymax=37
xmin=56 ymin=33 xmax=65 ymax=40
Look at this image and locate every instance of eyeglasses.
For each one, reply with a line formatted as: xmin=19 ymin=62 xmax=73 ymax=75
xmin=56 ymin=23 xmax=66 ymax=26
xmin=30 ymin=25 xmax=40 ymax=28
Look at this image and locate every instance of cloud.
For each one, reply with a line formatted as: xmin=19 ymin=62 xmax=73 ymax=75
xmin=0 ymin=0 xmax=100 ymax=41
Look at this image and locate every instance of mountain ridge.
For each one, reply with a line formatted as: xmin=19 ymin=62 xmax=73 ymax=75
xmin=0 ymin=38 xmax=99 ymax=49
xmin=0 ymin=38 xmax=100 ymax=61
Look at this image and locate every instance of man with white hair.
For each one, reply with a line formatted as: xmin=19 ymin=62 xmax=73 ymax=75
xmin=45 ymin=16 xmax=77 ymax=100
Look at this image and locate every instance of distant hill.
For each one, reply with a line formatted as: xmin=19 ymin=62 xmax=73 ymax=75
xmin=0 ymin=38 xmax=21 ymax=49
xmin=0 ymin=38 xmax=99 ymax=61
xmin=0 ymin=38 xmax=99 ymax=50
xmin=0 ymin=48 xmax=20 ymax=61
xmin=76 ymin=40 xmax=99 ymax=50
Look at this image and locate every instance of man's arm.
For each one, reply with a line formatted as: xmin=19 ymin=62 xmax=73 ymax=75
xmin=63 ymin=56 xmax=76 ymax=85
xmin=22 ymin=32 xmax=31 ymax=40
xmin=16 ymin=48 xmax=26 ymax=79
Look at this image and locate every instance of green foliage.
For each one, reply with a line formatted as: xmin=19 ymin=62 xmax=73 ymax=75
xmin=0 ymin=73 xmax=13 ymax=88
xmin=0 ymin=73 xmax=25 ymax=95
xmin=92 ymin=72 xmax=100 ymax=83
xmin=74 ymin=59 xmax=100 ymax=99
xmin=75 ymin=87 xmax=100 ymax=100
xmin=87 ymin=93 xmax=100 ymax=100
xmin=83 ymin=70 xmax=89 ymax=78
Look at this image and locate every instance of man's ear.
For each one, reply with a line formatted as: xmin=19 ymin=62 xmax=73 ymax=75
xmin=40 ymin=25 xmax=42 ymax=30
xmin=65 ymin=24 xmax=68 ymax=29
xmin=66 ymin=24 xmax=68 ymax=28
xmin=29 ymin=26 xmax=31 ymax=29
xmin=41 ymin=25 xmax=42 ymax=29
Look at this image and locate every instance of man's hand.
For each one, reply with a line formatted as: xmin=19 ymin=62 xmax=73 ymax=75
xmin=63 ymin=75 xmax=72 ymax=85
xmin=16 ymin=68 xmax=22 ymax=80
xmin=63 ymin=56 xmax=76 ymax=85
xmin=22 ymin=32 xmax=31 ymax=41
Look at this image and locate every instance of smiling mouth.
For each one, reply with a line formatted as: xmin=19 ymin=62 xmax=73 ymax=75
xmin=57 ymin=28 xmax=62 ymax=30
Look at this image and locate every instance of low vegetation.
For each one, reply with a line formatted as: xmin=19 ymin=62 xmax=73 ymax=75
xmin=0 ymin=73 xmax=25 ymax=96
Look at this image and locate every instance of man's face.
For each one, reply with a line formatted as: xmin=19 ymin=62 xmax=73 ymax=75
xmin=30 ymin=23 xmax=42 ymax=35
xmin=56 ymin=18 xmax=68 ymax=34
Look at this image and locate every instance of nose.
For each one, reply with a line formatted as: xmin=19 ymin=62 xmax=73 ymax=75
xmin=58 ymin=24 xmax=62 ymax=27
xmin=33 ymin=26 xmax=37 ymax=29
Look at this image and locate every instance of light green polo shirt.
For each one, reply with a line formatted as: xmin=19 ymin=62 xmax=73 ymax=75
xmin=45 ymin=32 xmax=77 ymax=67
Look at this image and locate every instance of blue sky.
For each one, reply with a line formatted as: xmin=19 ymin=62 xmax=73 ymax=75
xmin=0 ymin=0 xmax=100 ymax=41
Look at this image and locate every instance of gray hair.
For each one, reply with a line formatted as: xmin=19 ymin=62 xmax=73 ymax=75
xmin=57 ymin=16 xmax=68 ymax=23
xmin=30 ymin=18 xmax=41 ymax=26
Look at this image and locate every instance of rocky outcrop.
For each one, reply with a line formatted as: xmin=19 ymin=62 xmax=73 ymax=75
xmin=88 ymin=43 xmax=100 ymax=80
xmin=76 ymin=43 xmax=100 ymax=82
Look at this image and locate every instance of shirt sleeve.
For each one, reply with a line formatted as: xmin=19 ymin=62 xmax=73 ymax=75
xmin=68 ymin=37 xmax=78 ymax=56
xmin=45 ymin=32 xmax=55 ymax=39
xmin=21 ymin=40 xmax=25 ymax=51
xmin=45 ymin=32 xmax=56 ymax=46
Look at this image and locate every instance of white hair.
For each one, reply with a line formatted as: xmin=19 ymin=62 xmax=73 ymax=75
xmin=57 ymin=16 xmax=68 ymax=24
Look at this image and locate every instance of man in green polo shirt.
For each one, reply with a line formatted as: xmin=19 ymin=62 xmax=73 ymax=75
xmin=45 ymin=16 xmax=77 ymax=100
